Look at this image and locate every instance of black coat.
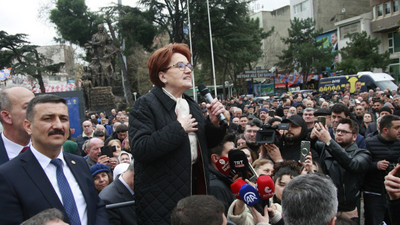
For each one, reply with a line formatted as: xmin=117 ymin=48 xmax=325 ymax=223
xmin=364 ymin=135 xmax=400 ymax=194
xmin=208 ymin=165 xmax=235 ymax=214
xmin=315 ymin=141 xmax=371 ymax=211
xmin=99 ymin=178 xmax=137 ymax=225
xmin=129 ymin=86 xmax=226 ymax=225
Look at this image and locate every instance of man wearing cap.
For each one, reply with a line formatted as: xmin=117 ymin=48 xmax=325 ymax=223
xmin=258 ymin=108 xmax=269 ymax=124
xmin=262 ymin=114 xmax=318 ymax=163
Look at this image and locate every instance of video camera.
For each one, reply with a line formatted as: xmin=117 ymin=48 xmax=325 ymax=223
xmin=255 ymin=123 xmax=289 ymax=144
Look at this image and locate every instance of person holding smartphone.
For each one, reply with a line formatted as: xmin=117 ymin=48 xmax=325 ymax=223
xmin=313 ymin=118 xmax=371 ymax=223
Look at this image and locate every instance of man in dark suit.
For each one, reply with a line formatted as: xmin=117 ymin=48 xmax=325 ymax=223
xmin=0 ymin=87 xmax=34 ymax=165
xmin=99 ymin=163 xmax=137 ymax=225
xmin=0 ymin=94 xmax=108 ymax=225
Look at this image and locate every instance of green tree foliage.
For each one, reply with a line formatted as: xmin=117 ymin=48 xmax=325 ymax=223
xmin=140 ymin=0 xmax=269 ymax=95
xmin=50 ymin=0 xmax=158 ymax=101
xmin=277 ymin=18 xmax=332 ymax=75
xmin=140 ymin=0 xmax=186 ymax=43
xmin=0 ymin=31 xmax=55 ymax=93
xmin=50 ymin=0 xmax=101 ymax=47
xmin=100 ymin=5 xmax=157 ymax=52
xmin=337 ymin=31 xmax=390 ymax=74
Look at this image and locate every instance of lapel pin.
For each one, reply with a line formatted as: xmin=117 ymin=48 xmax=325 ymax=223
xmin=71 ymin=160 xmax=76 ymax=165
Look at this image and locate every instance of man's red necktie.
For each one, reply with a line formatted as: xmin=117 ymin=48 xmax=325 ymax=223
xmin=20 ymin=146 xmax=29 ymax=154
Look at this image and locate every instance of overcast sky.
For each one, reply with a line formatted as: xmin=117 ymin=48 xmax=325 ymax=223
xmin=0 ymin=0 xmax=289 ymax=46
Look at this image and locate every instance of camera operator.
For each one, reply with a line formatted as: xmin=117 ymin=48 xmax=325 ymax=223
xmin=243 ymin=121 xmax=262 ymax=154
xmin=363 ymin=114 xmax=400 ymax=225
xmin=260 ymin=115 xmax=317 ymax=163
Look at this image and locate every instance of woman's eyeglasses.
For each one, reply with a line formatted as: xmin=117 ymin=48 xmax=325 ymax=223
xmin=164 ymin=62 xmax=193 ymax=71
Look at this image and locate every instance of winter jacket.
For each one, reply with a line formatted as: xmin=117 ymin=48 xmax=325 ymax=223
xmin=129 ymin=86 xmax=226 ymax=225
xmin=363 ymin=135 xmax=400 ymax=194
xmin=208 ymin=165 xmax=235 ymax=214
xmin=315 ymin=140 xmax=371 ymax=211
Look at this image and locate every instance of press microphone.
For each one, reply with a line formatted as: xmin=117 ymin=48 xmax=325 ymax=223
xmin=256 ymin=175 xmax=275 ymax=200
xmin=215 ymin=156 xmax=231 ymax=177
xmin=253 ymin=175 xmax=275 ymax=215
xmin=231 ymin=178 xmax=247 ymax=200
xmin=229 ymin=150 xmax=249 ymax=179
xmin=239 ymin=184 xmax=261 ymax=206
xmin=198 ymin=84 xmax=227 ymax=125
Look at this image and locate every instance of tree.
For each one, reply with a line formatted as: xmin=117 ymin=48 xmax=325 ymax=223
xmin=337 ymin=31 xmax=391 ymax=74
xmin=140 ymin=0 xmax=270 ymax=98
xmin=277 ymin=18 xmax=333 ymax=75
xmin=50 ymin=1 xmax=158 ymax=105
xmin=50 ymin=0 xmax=101 ymax=47
xmin=0 ymin=30 xmax=57 ymax=93
xmin=139 ymin=0 xmax=186 ymax=43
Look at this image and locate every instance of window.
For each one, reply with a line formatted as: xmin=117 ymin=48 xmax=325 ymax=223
xmin=293 ymin=1 xmax=308 ymax=14
xmin=377 ymin=4 xmax=383 ymax=16
xmin=394 ymin=0 xmax=399 ymax=12
xmin=385 ymin=2 xmax=391 ymax=14
xmin=388 ymin=32 xmax=400 ymax=53
xmin=390 ymin=58 xmax=400 ymax=83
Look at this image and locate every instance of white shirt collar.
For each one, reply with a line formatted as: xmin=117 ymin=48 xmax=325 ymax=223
xmin=119 ymin=174 xmax=134 ymax=195
xmin=1 ymin=132 xmax=31 ymax=160
xmin=30 ymin=145 xmax=65 ymax=170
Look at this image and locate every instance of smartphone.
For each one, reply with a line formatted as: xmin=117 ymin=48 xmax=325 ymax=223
xmin=300 ymin=141 xmax=310 ymax=163
xmin=247 ymin=163 xmax=259 ymax=183
xmin=100 ymin=146 xmax=115 ymax=158
xmin=317 ymin=116 xmax=326 ymax=127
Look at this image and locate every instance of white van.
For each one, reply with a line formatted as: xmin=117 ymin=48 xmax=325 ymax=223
xmin=318 ymin=71 xmax=398 ymax=93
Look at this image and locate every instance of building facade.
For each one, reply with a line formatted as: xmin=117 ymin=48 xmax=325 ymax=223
xmin=250 ymin=5 xmax=291 ymax=71
xmin=290 ymin=0 xmax=371 ymax=32
xmin=370 ymin=0 xmax=400 ymax=80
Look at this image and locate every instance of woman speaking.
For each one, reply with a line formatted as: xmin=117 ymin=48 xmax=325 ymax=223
xmin=129 ymin=43 xmax=227 ymax=224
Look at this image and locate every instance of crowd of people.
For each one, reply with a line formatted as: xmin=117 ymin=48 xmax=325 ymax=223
xmin=1 ymin=42 xmax=400 ymax=225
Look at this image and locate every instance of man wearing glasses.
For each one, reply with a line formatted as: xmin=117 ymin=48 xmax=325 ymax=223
xmin=313 ymin=118 xmax=371 ymax=223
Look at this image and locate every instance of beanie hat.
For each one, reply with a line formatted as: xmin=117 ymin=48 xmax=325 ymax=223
xmin=259 ymin=108 xmax=268 ymax=114
xmin=90 ymin=164 xmax=110 ymax=177
xmin=380 ymin=106 xmax=392 ymax=114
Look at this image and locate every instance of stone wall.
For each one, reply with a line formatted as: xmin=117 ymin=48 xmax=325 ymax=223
xmin=89 ymin=86 xmax=116 ymax=112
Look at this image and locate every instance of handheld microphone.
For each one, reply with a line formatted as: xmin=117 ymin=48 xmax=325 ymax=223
xmin=230 ymin=178 xmax=247 ymax=200
xmin=215 ymin=156 xmax=231 ymax=177
xmin=252 ymin=175 xmax=275 ymax=215
xmin=198 ymin=84 xmax=227 ymax=125
xmin=239 ymin=184 xmax=261 ymax=206
xmin=256 ymin=175 xmax=275 ymax=200
xmin=229 ymin=150 xmax=250 ymax=180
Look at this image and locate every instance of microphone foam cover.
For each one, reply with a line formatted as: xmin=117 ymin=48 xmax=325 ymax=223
xmin=230 ymin=178 xmax=247 ymax=200
xmin=215 ymin=156 xmax=231 ymax=177
xmin=239 ymin=184 xmax=261 ymax=206
xmin=257 ymin=175 xmax=275 ymax=200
